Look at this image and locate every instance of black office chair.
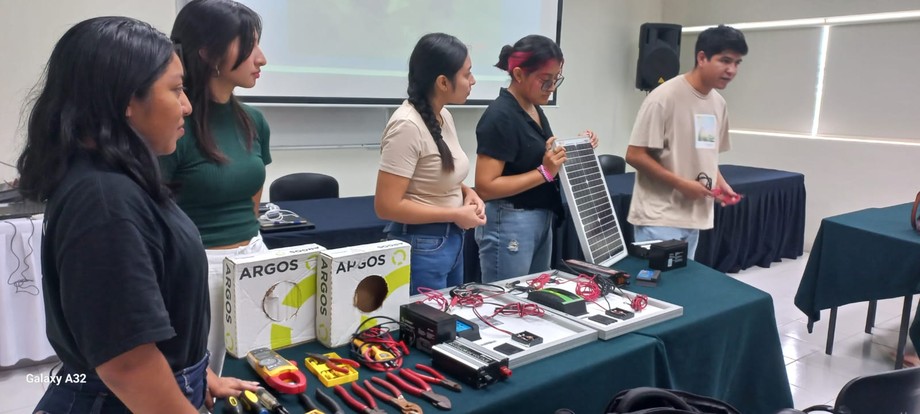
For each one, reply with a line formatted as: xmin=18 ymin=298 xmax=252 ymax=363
xmin=598 ymin=154 xmax=626 ymax=175
xmin=799 ymin=366 xmax=920 ymax=414
xmin=269 ymin=173 xmax=339 ymax=202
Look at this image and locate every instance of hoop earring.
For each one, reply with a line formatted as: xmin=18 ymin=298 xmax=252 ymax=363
xmin=214 ymin=66 xmax=220 ymax=78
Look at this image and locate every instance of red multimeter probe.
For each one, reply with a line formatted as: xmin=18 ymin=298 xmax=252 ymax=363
xmin=246 ymin=347 xmax=307 ymax=394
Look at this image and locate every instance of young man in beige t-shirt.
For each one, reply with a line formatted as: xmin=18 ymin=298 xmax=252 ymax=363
xmin=625 ymin=25 xmax=748 ymax=259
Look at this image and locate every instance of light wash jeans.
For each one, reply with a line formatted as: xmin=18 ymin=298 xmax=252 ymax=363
xmin=475 ymin=200 xmax=554 ymax=283
xmin=633 ymin=225 xmax=699 ymax=260
xmin=386 ymin=222 xmax=465 ymax=294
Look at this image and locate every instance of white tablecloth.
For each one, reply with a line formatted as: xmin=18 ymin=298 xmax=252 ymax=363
xmin=0 ymin=216 xmax=55 ymax=366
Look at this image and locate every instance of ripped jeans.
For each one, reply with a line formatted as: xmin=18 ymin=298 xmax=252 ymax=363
xmin=475 ymin=200 xmax=554 ymax=283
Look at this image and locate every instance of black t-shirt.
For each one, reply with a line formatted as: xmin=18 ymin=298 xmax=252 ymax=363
xmin=476 ymin=88 xmax=563 ymax=216
xmin=41 ymin=153 xmax=209 ymax=373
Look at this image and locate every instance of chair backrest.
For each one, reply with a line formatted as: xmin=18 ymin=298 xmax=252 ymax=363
xmin=598 ymin=154 xmax=626 ymax=175
xmin=834 ymin=366 xmax=920 ymax=413
xmin=269 ymin=173 xmax=339 ymax=202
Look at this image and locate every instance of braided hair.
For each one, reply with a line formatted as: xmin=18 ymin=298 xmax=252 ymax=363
xmin=406 ymin=33 xmax=469 ymax=172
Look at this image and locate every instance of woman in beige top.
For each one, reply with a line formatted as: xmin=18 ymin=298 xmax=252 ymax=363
xmin=375 ymin=33 xmax=486 ymax=294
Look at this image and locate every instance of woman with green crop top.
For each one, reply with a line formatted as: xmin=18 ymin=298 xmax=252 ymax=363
xmin=161 ymin=0 xmax=270 ymax=376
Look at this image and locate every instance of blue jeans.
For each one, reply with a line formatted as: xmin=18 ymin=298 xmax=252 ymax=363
xmin=34 ymin=352 xmax=209 ymax=413
xmin=633 ymin=225 xmax=700 ymax=260
xmin=386 ymin=222 xmax=464 ymax=295
xmin=475 ymin=201 xmax=554 ymax=283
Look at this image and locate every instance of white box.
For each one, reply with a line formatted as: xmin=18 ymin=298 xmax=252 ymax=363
xmin=224 ymin=243 xmax=325 ymax=358
xmin=317 ymin=240 xmax=411 ymax=348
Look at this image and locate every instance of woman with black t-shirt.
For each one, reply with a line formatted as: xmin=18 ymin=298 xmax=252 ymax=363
xmin=474 ymin=35 xmax=598 ymax=283
xmin=19 ymin=17 xmax=257 ymax=413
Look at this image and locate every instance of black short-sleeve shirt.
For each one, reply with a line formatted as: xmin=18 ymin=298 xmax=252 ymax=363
xmin=476 ymin=88 xmax=563 ymax=216
xmin=42 ymin=153 xmax=209 ymax=373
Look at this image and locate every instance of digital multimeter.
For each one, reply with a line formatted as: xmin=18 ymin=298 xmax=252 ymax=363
xmin=246 ymin=347 xmax=307 ymax=394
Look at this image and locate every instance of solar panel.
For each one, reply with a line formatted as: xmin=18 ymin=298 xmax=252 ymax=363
xmin=555 ymin=137 xmax=628 ymax=267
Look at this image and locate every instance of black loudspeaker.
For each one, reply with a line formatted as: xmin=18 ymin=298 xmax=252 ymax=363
xmin=635 ymin=23 xmax=682 ymax=91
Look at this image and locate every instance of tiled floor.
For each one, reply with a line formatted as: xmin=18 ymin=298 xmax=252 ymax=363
xmin=0 ymin=253 xmax=914 ymax=413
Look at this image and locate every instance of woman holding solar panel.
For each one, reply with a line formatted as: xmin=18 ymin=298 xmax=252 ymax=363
xmin=474 ymin=35 xmax=598 ymax=283
xmin=375 ymin=33 xmax=486 ymax=294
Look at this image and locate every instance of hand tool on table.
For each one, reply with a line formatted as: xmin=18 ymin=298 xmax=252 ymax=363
xmin=305 ymin=352 xmax=361 ymax=375
xmin=410 ymin=365 xmax=462 ymax=392
xmin=387 ymin=370 xmax=452 ymax=410
xmin=222 ymin=396 xmax=243 ymax=414
xmin=299 ymin=389 xmax=343 ymax=414
xmin=255 ymin=388 xmax=291 ymax=414
xmin=239 ymin=390 xmax=270 ymax=414
xmin=246 ymin=347 xmax=308 ymax=394
xmin=364 ymin=377 xmax=424 ymax=414
xmin=332 ymin=383 xmax=387 ymax=414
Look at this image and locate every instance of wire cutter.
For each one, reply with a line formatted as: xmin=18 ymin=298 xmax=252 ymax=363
xmin=364 ymin=377 xmax=424 ymax=414
xmin=305 ymin=352 xmax=361 ymax=374
xmin=333 ymin=383 xmax=387 ymax=414
xmin=299 ymin=389 xmax=344 ymax=414
xmin=387 ymin=370 xmax=452 ymax=410
xmin=411 ymin=365 xmax=462 ymax=392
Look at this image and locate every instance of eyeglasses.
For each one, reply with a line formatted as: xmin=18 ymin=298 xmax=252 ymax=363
xmin=541 ymin=75 xmax=565 ymax=91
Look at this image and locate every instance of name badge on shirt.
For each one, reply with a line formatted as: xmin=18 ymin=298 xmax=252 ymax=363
xmin=694 ymin=114 xmax=717 ymax=149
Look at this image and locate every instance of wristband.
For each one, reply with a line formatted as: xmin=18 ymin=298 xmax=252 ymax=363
xmin=537 ymin=165 xmax=554 ymax=182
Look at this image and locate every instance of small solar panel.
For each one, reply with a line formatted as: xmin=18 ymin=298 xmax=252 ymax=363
xmin=555 ymin=137 xmax=627 ymax=267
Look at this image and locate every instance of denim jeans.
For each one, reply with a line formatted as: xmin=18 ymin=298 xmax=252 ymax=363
xmin=34 ymin=352 xmax=209 ymax=413
xmin=385 ymin=222 xmax=465 ymax=295
xmin=475 ymin=201 xmax=554 ymax=283
xmin=633 ymin=225 xmax=700 ymax=260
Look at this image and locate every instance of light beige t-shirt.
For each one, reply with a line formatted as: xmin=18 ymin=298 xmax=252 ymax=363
xmin=627 ymin=74 xmax=731 ymax=230
xmin=379 ymin=100 xmax=469 ymax=208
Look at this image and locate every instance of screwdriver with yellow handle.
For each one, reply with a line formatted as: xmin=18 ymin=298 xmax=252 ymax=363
xmin=238 ymin=389 xmax=270 ymax=414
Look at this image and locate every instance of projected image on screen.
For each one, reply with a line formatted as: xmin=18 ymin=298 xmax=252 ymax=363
xmin=234 ymin=0 xmax=561 ymax=104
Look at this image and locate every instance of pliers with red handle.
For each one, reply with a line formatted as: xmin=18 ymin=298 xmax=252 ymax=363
xmin=333 ymin=383 xmax=386 ymax=414
xmin=386 ymin=370 xmax=452 ymax=410
xmin=306 ymin=352 xmax=361 ymax=374
xmin=364 ymin=377 xmax=424 ymax=414
xmin=411 ymin=364 xmax=462 ymax=392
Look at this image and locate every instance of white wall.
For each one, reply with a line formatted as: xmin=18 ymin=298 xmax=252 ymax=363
xmin=1 ymin=0 xmax=660 ymax=197
xmin=0 ymin=0 xmax=177 ymax=181
xmin=260 ymin=0 xmax=661 ymax=197
xmin=662 ymin=0 xmax=920 ymax=250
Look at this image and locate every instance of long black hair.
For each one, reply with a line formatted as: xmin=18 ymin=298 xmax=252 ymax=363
xmin=407 ymin=33 xmax=468 ymax=172
xmin=495 ymin=34 xmax=564 ymax=75
xmin=17 ymin=16 xmax=175 ymax=203
xmin=172 ymin=0 xmax=262 ymax=163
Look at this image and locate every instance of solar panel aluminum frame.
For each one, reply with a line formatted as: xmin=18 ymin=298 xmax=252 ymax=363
xmin=554 ymin=137 xmax=628 ymax=267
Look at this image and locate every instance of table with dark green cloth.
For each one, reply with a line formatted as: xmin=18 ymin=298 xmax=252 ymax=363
xmin=218 ymin=257 xmax=792 ymax=413
xmin=618 ymin=257 xmax=794 ymax=413
xmin=794 ymin=203 xmax=920 ymax=358
xmin=560 ymin=164 xmax=806 ymax=274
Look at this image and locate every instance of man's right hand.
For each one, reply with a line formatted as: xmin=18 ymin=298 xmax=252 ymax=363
xmin=677 ymin=178 xmax=712 ymax=200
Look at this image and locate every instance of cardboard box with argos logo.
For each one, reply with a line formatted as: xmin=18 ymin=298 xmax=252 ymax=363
xmin=316 ymin=240 xmax=411 ymax=348
xmin=223 ymin=243 xmax=325 ymax=358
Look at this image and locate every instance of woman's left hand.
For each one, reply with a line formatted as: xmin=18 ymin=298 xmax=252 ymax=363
xmin=464 ymin=190 xmax=486 ymax=219
xmin=580 ymin=129 xmax=599 ymax=148
xmin=204 ymin=369 xmax=260 ymax=411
